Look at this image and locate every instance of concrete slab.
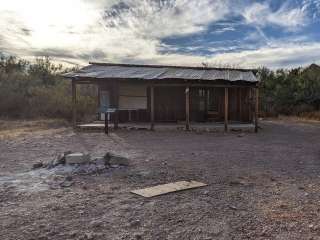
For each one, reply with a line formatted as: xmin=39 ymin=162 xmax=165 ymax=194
xmin=65 ymin=153 xmax=90 ymax=165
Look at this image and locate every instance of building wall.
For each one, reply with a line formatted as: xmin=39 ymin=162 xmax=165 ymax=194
xmin=100 ymin=81 xmax=254 ymax=123
xmin=119 ymin=82 xmax=148 ymax=110
xmin=154 ymin=86 xmax=185 ymax=122
xmin=190 ymin=87 xmax=253 ymax=123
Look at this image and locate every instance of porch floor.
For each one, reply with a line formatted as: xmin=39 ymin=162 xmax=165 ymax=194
xmin=77 ymin=121 xmax=255 ymax=132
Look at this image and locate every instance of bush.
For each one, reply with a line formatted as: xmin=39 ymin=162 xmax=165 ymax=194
xmin=0 ymin=56 xmax=97 ymax=121
xmin=259 ymin=64 xmax=320 ymax=118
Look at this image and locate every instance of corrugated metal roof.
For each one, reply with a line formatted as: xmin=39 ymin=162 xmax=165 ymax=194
xmin=63 ymin=63 xmax=259 ymax=83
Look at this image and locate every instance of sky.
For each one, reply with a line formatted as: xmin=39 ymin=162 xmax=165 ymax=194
xmin=0 ymin=0 xmax=320 ymax=69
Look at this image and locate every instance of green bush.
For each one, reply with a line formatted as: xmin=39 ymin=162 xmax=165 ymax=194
xmin=259 ymin=64 xmax=320 ymax=117
xmin=0 ymin=56 xmax=97 ymax=121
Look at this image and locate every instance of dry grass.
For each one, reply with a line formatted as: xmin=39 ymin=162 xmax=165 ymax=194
xmin=0 ymin=119 xmax=69 ymax=140
xmin=264 ymin=113 xmax=320 ymax=124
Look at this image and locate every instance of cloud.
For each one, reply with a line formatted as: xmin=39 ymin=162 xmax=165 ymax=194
xmin=302 ymin=0 xmax=320 ymax=20
xmin=0 ymin=0 xmax=319 ymax=68
xmin=0 ymin=0 xmax=230 ymax=65
xmin=103 ymin=0 xmax=229 ymax=38
xmin=209 ymin=42 xmax=320 ymax=69
xmin=242 ymin=2 xmax=308 ymax=30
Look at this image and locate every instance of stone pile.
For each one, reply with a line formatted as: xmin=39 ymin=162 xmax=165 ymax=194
xmin=33 ymin=151 xmax=130 ymax=175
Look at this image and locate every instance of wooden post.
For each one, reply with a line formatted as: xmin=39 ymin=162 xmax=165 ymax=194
xmin=72 ymin=79 xmax=77 ymax=129
xmin=255 ymin=88 xmax=259 ymax=133
xmin=249 ymin=88 xmax=252 ymax=123
xmin=114 ymin=81 xmax=119 ymax=130
xmin=97 ymin=84 xmax=101 ymax=109
xmin=224 ymin=87 xmax=229 ymax=132
xmin=150 ymin=85 xmax=155 ymax=130
xmin=105 ymin=112 xmax=109 ymax=134
xmin=186 ymin=86 xmax=190 ymax=131
xmin=239 ymin=88 xmax=242 ymax=122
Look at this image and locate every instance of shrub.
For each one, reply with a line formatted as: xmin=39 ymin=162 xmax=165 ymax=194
xmin=0 ymin=56 xmax=97 ymax=121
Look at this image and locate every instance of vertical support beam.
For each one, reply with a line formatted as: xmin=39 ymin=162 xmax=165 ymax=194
xmin=255 ymin=88 xmax=259 ymax=133
xmin=224 ymin=87 xmax=229 ymax=132
xmin=72 ymin=79 xmax=77 ymax=129
xmin=150 ymin=85 xmax=155 ymax=131
xmin=97 ymin=83 xmax=101 ymax=109
xmin=105 ymin=112 xmax=109 ymax=134
xmin=114 ymin=81 xmax=119 ymax=130
xmin=239 ymin=88 xmax=242 ymax=122
xmin=249 ymin=88 xmax=253 ymax=123
xmin=185 ymin=86 xmax=190 ymax=131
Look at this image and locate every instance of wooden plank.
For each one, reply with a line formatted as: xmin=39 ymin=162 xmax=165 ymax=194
xmin=131 ymin=181 xmax=207 ymax=198
xmin=224 ymin=87 xmax=229 ymax=132
xmin=185 ymin=86 xmax=190 ymax=131
xmin=150 ymin=85 xmax=155 ymax=130
xmin=255 ymin=88 xmax=259 ymax=133
xmin=72 ymin=79 xmax=77 ymax=129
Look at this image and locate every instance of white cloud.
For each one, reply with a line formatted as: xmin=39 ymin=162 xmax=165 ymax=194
xmin=104 ymin=0 xmax=229 ymax=38
xmin=209 ymin=42 xmax=320 ymax=69
xmin=242 ymin=2 xmax=308 ymax=30
xmin=0 ymin=0 xmax=319 ymax=69
xmin=0 ymin=0 xmax=230 ymax=65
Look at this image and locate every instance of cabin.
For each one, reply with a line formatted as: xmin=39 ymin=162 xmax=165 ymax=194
xmin=64 ymin=62 xmax=260 ymax=132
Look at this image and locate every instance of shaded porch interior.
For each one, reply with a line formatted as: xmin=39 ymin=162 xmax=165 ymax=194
xmin=72 ymin=79 xmax=259 ymax=132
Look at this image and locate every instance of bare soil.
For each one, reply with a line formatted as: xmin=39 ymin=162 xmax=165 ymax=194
xmin=1 ymin=120 xmax=320 ymax=240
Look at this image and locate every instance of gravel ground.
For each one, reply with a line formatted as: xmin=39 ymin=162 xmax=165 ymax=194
xmin=1 ymin=120 xmax=320 ymax=240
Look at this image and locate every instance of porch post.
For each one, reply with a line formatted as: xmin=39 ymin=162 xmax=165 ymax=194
xmin=72 ymin=79 xmax=77 ymax=129
xmin=150 ymin=85 xmax=155 ymax=130
xmin=114 ymin=81 xmax=119 ymax=130
xmin=186 ymin=86 xmax=190 ymax=131
xmin=224 ymin=87 xmax=229 ymax=132
xmin=255 ymin=88 xmax=259 ymax=133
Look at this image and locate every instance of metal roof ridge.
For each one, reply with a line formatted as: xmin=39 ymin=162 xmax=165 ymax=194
xmin=89 ymin=62 xmax=257 ymax=73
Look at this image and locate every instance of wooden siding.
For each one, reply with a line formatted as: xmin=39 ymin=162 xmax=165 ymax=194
xmin=154 ymin=87 xmax=186 ymax=122
xmin=98 ymin=81 xmax=254 ymax=123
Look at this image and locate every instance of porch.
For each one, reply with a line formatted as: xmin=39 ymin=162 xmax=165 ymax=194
xmin=77 ymin=121 xmax=256 ymax=132
xmin=64 ymin=62 xmax=260 ymax=133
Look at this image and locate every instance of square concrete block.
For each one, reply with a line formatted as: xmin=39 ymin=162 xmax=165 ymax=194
xmin=66 ymin=153 xmax=90 ymax=165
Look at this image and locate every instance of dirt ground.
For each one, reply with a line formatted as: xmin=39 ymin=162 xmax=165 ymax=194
xmin=1 ymin=119 xmax=320 ymax=240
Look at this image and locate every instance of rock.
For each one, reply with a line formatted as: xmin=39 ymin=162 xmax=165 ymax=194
xmin=48 ymin=152 xmax=70 ymax=169
xmin=229 ymin=180 xmax=243 ymax=186
xmin=129 ymin=220 xmax=141 ymax=228
xmin=134 ymin=233 xmax=143 ymax=240
xmin=65 ymin=175 xmax=73 ymax=181
xmin=32 ymin=162 xmax=43 ymax=169
xmin=68 ymin=230 xmax=78 ymax=237
xmin=203 ymin=190 xmax=210 ymax=196
xmin=66 ymin=153 xmax=91 ymax=165
xmin=89 ymin=220 xmax=103 ymax=228
xmin=228 ymin=205 xmax=237 ymax=210
xmin=105 ymin=152 xmax=129 ymax=166
xmin=84 ymin=232 xmax=95 ymax=240
xmin=59 ymin=176 xmax=74 ymax=188
xmin=110 ymin=164 xmax=120 ymax=168
xmin=238 ymin=133 xmax=245 ymax=138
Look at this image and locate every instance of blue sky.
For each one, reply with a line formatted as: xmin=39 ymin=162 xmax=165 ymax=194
xmin=0 ymin=0 xmax=320 ymax=68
